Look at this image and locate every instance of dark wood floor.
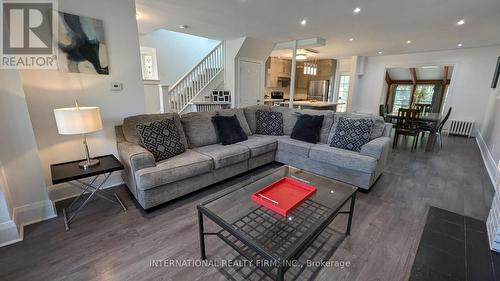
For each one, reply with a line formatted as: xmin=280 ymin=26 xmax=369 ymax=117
xmin=0 ymin=136 xmax=494 ymax=281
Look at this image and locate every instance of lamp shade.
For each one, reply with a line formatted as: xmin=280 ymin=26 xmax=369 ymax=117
xmin=54 ymin=106 xmax=103 ymax=135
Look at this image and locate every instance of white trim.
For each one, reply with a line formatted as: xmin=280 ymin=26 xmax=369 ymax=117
xmin=0 ymin=220 xmax=20 ymax=247
xmin=0 ymin=199 xmax=58 ymax=247
xmin=476 ymin=130 xmax=499 ymax=190
xmin=13 ymin=199 xmax=57 ymax=227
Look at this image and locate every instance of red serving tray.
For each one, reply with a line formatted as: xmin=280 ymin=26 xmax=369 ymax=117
xmin=251 ymin=177 xmax=317 ymax=216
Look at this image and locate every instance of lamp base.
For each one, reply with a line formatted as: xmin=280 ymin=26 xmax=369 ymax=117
xmin=78 ymin=159 xmax=100 ymax=169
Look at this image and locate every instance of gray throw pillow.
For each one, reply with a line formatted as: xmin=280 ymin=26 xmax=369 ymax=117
xmin=255 ymin=110 xmax=284 ymax=135
xmin=330 ymin=117 xmax=373 ymax=152
xmin=136 ymin=119 xmax=186 ymax=161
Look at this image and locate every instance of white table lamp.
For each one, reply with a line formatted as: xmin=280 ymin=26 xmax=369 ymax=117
xmin=54 ymin=104 xmax=103 ymax=169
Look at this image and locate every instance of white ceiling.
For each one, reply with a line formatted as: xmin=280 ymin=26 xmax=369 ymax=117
xmin=136 ymin=0 xmax=500 ymax=58
xmin=387 ymin=66 xmax=454 ymax=81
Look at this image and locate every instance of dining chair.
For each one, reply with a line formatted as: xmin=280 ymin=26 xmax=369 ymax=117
xmin=393 ymin=108 xmax=421 ymax=152
xmin=379 ymin=104 xmax=389 ymax=122
xmin=413 ymin=104 xmax=431 ymax=115
xmin=418 ymin=107 xmax=452 ymax=149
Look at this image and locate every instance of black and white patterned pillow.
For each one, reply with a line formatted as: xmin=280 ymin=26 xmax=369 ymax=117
xmin=255 ymin=110 xmax=284 ymax=135
xmin=330 ymin=117 xmax=373 ymax=152
xmin=136 ymin=118 xmax=186 ymax=161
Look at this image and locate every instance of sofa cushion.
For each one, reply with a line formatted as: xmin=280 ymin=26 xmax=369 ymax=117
xmin=136 ymin=118 xmax=186 ymax=161
xmin=122 ymin=113 xmax=188 ymax=148
xmin=328 ymin=112 xmax=385 ymax=143
xmin=194 ymin=143 xmax=250 ymax=169
xmin=237 ymin=135 xmax=277 ymax=157
xmin=212 ymin=115 xmax=248 ymax=145
xmin=309 ymin=144 xmax=377 ymax=173
xmin=330 ymin=117 xmax=373 ymax=152
xmin=290 ymin=114 xmax=324 ymax=144
xmin=301 ymin=109 xmax=334 ymax=143
xmin=135 ymin=150 xmax=213 ymax=190
xmin=216 ymin=108 xmax=252 ymax=136
xmin=255 ymin=110 xmax=284 ymax=135
xmin=181 ymin=112 xmax=219 ymax=148
xmin=244 ymin=105 xmax=271 ymax=134
xmin=270 ymin=107 xmax=301 ymax=135
xmin=277 ymin=137 xmax=314 ymax=157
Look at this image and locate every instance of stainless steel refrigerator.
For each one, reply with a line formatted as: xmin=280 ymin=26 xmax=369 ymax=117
xmin=307 ymin=80 xmax=330 ymax=101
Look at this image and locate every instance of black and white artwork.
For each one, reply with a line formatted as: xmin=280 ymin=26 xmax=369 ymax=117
xmin=57 ymin=12 xmax=109 ymax=74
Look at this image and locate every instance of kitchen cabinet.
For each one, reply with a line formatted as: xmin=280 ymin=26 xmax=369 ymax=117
xmin=266 ymin=57 xmax=292 ymax=87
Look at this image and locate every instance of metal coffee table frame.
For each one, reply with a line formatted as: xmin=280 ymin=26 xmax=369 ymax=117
xmin=197 ymin=168 xmax=356 ymax=281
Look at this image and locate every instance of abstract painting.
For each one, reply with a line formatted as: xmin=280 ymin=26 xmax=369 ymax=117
xmin=57 ymin=12 xmax=109 ymax=74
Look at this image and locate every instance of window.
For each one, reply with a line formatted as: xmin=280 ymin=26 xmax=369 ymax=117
xmin=414 ymin=85 xmax=435 ymax=105
xmin=140 ymin=46 xmax=158 ymax=80
xmin=391 ymin=85 xmax=412 ymax=113
xmin=336 ymin=75 xmax=350 ymax=112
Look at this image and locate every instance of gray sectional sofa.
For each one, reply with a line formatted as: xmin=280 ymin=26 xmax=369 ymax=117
xmin=115 ymin=105 xmax=392 ymax=210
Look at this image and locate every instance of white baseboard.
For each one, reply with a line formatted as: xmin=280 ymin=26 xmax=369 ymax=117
xmin=0 ymin=220 xmax=21 ymax=247
xmin=13 ymin=199 xmax=57 ymax=227
xmin=0 ymin=199 xmax=58 ymax=247
xmin=49 ymin=172 xmax=124 ymax=203
xmin=0 ymin=173 xmax=124 ymax=248
xmin=476 ymin=131 xmax=499 ymax=190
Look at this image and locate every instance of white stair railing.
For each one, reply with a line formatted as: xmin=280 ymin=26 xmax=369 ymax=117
xmin=168 ymin=42 xmax=224 ymax=113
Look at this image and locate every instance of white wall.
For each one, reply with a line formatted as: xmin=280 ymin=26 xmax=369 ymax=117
xmin=223 ymin=37 xmax=246 ymax=107
xmin=139 ymin=29 xmax=219 ymax=86
xmin=0 ymin=70 xmax=55 ymax=245
xmin=20 ymin=0 xmax=145 ymax=192
xmin=352 ymin=46 xmax=500 ymax=134
xmin=482 ymin=88 xmax=500 ymax=251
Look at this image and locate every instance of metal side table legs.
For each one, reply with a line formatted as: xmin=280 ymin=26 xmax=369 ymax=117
xmin=62 ymin=172 xmax=126 ymax=231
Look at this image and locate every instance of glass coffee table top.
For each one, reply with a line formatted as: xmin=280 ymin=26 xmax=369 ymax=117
xmin=199 ymin=166 xmax=357 ymax=261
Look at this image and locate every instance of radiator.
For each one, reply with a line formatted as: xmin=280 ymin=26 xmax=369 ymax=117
xmin=194 ymin=103 xmax=230 ymax=112
xmin=449 ymin=120 xmax=474 ymax=137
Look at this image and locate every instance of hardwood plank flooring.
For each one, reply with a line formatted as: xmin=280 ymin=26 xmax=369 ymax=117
xmin=0 ymin=136 xmax=494 ymax=281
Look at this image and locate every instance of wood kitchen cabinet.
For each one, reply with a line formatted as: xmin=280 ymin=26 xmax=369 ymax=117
xmin=266 ymin=57 xmax=292 ymax=87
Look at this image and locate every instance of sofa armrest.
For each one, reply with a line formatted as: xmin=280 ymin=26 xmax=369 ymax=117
xmin=360 ymin=137 xmax=391 ymax=160
xmin=117 ymin=141 xmax=156 ymax=172
xmin=382 ymin=123 xmax=393 ymax=137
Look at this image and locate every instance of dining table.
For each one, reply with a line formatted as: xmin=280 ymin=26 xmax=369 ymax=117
xmin=386 ymin=112 xmax=442 ymax=152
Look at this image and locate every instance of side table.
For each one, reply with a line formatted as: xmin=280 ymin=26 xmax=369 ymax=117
xmin=51 ymin=154 xmax=127 ymax=231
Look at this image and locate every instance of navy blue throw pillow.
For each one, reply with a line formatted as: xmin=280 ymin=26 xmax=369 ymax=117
xmin=290 ymin=114 xmax=324 ymax=144
xmin=212 ymin=115 xmax=248 ymax=145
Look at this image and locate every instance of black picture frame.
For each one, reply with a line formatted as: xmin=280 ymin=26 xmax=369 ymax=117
xmin=492 ymin=57 xmax=500 ymax=89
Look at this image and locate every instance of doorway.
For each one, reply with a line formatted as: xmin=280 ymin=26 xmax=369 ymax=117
xmin=238 ymin=59 xmax=263 ymax=107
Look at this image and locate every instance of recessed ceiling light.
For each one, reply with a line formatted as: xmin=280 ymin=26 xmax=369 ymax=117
xmin=179 ymin=25 xmax=190 ymax=29
xmin=407 ymin=40 xmax=412 ymax=44
xmin=136 ymin=13 xmax=140 ymax=20
xmin=378 ymin=51 xmax=383 ymax=55
xmin=457 ymin=43 xmax=463 ymax=47
xmin=349 ymin=38 xmax=354 ymax=41
xmin=296 ymin=54 xmax=307 ymax=60
xmin=353 ymin=7 xmax=361 ymax=13
xmin=300 ymin=19 xmax=307 ymax=26
xmin=457 ymin=19 xmax=465 ymax=25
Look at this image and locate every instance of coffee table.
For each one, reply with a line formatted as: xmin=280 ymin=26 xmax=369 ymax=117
xmin=197 ymin=165 xmax=357 ymax=281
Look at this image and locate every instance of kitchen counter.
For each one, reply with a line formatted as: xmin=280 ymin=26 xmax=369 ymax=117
xmin=278 ymin=101 xmax=345 ymax=111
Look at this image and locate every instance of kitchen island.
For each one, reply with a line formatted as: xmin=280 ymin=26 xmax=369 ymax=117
xmin=277 ymin=101 xmax=345 ymax=111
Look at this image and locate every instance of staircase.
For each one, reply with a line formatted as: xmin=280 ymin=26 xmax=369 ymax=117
xmin=167 ymin=42 xmax=224 ymax=113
